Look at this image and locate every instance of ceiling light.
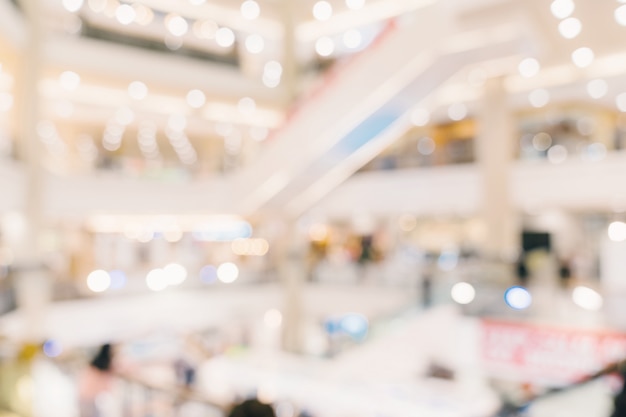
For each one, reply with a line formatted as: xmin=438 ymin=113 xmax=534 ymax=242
xmin=241 ymin=0 xmax=260 ymax=20
xmin=245 ymin=34 xmax=265 ymax=54
xmin=263 ymin=76 xmax=280 ymax=88
xmin=128 ymin=81 xmax=148 ymax=100
xmin=133 ymin=3 xmax=154 ymax=25
xmin=532 ymin=132 xmax=552 ymax=151
xmin=571 ymin=47 xmax=594 ymax=68
xmin=550 ymin=0 xmax=575 ymax=19
xmin=59 ymin=71 xmax=80 ymax=91
xmin=186 ymin=89 xmax=206 ymax=109
xmin=146 ymin=268 xmax=168 ymax=291
xmin=448 ymin=103 xmax=467 ymax=121
xmin=315 ymin=37 xmax=335 ymax=57
xmin=558 ymin=17 xmax=581 ymax=39
xmin=313 ymin=1 xmax=333 ymax=21
xmin=164 ymin=35 xmax=183 ymax=51
xmin=346 ymin=0 xmax=365 ymax=10
xmin=410 ymin=107 xmax=430 ymax=126
xmin=115 ymin=4 xmax=135 ymax=25
xmin=86 ymin=270 xmax=111 ymax=293
xmin=609 ymin=221 xmax=626 ymax=241
xmin=164 ymin=263 xmax=187 ymax=286
xmin=504 ymin=286 xmax=532 ymax=310
xmin=343 ymin=29 xmax=362 ymax=49
xmin=451 ymin=282 xmax=475 ymax=305
xmin=518 ymin=58 xmax=540 ymax=78
xmin=417 ymin=137 xmax=435 ymax=155
xmin=547 ymin=145 xmax=567 ymax=164
xmin=217 ymin=262 xmax=239 ymax=283
xmin=194 ymin=20 xmax=218 ymax=39
xmin=238 ymin=97 xmax=256 ymax=114
xmin=616 ymin=5 xmax=626 ymax=26
xmin=87 ymin=0 xmax=105 ymax=12
xmin=529 ymin=89 xmax=550 ymax=108
xmin=264 ymin=60 xmax=283 ymax=79
xmin=587 ymin=79 xmax=608 ymax=99
xmin=103 ymin=0 xmax=119 ymax=18
xmin=166 ymin=14 xmax=188 ymax=37
xmin=617 ymin=93 xmax=626 ymax=112
xmin=215 ymin=27 xmax=235 ymax=47
xmin=572 ymin=286 xmax=603 ymax=311
xmin=62 ymin=0 xmax=84 ymax=13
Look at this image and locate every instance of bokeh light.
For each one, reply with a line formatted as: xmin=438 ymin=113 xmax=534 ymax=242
xmin=128 ymin=81 xmax=148 ymax=100
xmin=215 ymin=27 xmax=235 ymax=47
xmin=108 ymin=269 xmax=127 ymax=289
xmin=572 ymin=286 xmax=603 ymax=311
xmin=43 ymin=339 xmax=63 ymax=358
xmin=608 ymin=221 xmax=626 ymax=242
xmin=264 ymin=309 xmax=283 ymax=328
xmin=115 ymin=3 xmax=136 ymax=25
xmin=417 ymin=137 xmax=435 ymax=156
xmin=86 ymin=269 xmax=111 ymax=293
xmin=166 ymin=14 xmax=189 ymax=37
xmin=200 ymin=265 xmax=218 ymax=284
xmin=571 ymin=47 xmax=594 ymax=68
xmin=448 ymin=103 xmax=467 ymax=121
xmin=186 ymin=89 xmax=206 ymax=109
xmin=62 ymin=0 xmax=84 ymax=13
xmin=616 ymin=5 xmax=626 ymax=26
xmin=241 ymin=0 xmax=260 ymax=20
xmin=346 ymin=0 xmax=365 ymax=10
xmin=550 ymin=0 xmax=575 ymax=19
xmin=587 ymin=79 xmax=608 ymax=99
xmin=59 ymin=71 xmax=81 ymax=91
xmin=340 ymin=313 xmax=369 ymax=340
xmin=410 ymin=107 xmax=430 ymax=126
xmin=315 ymin=37 xmax=335 ymax=57
xmin=313 ymin=1 xmax=333 ymax=21
xmin=504 ymin=286 xmax=532 ymax=310
xmin=529 ymin=89 xmax=550 ymax=108
xmin=547 ymin=144 xmax=568 ymax=164
xmin=558 ymin=17 xmax=581 ymax=39
xmin=451 ymin=282 xmax=476 ymax=305
xmin=245 ymin=34 xmax=265 ymax=54
xmin=518 ymin=58 xmax=540 ymax=78
xmin=217 ymin=262 xmax=239 ymax=283
xmin=146 ymin=268 xmax=168 ymax=291
xmin=164 ymin=262 xmax=188 ymax=286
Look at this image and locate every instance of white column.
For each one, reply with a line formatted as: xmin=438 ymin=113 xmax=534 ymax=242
xmin=280 ymin=0 xmax=297 ymax=104
xmin=11 ymin=0 xmax=50 ymax=343
xmin=277 ymin=222 xmax=306 ymax=353
xmin=476 ymin=77 xmax=519 ymax=261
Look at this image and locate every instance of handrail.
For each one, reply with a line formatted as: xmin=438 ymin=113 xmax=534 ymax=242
xmin=494 ymin=360 xmax=623 ymax=416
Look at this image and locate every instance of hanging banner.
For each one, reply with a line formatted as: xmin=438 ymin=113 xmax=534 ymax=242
xmin=481 ymin=319 xmax=626 ymax=384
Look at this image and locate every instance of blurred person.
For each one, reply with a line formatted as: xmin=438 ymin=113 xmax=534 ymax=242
xmin=78 ymin=343 xmax=116 ymax=417
xmin=609 ymin=360 xmax=626 ymax=417
xmin=228 ymin=399 xmax=276 ymax=417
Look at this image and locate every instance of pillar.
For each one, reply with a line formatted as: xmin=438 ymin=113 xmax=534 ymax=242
xmin=280 ymin=0 xmax=297 ymax=104
xmin=476 ymin=77 xmax=519 ymax=262
xmin=11 ymin=0 xmax=49 ymax=343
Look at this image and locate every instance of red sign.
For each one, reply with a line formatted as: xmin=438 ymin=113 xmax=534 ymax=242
xmin=481 ymin=319 xmax=626 ymax=384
